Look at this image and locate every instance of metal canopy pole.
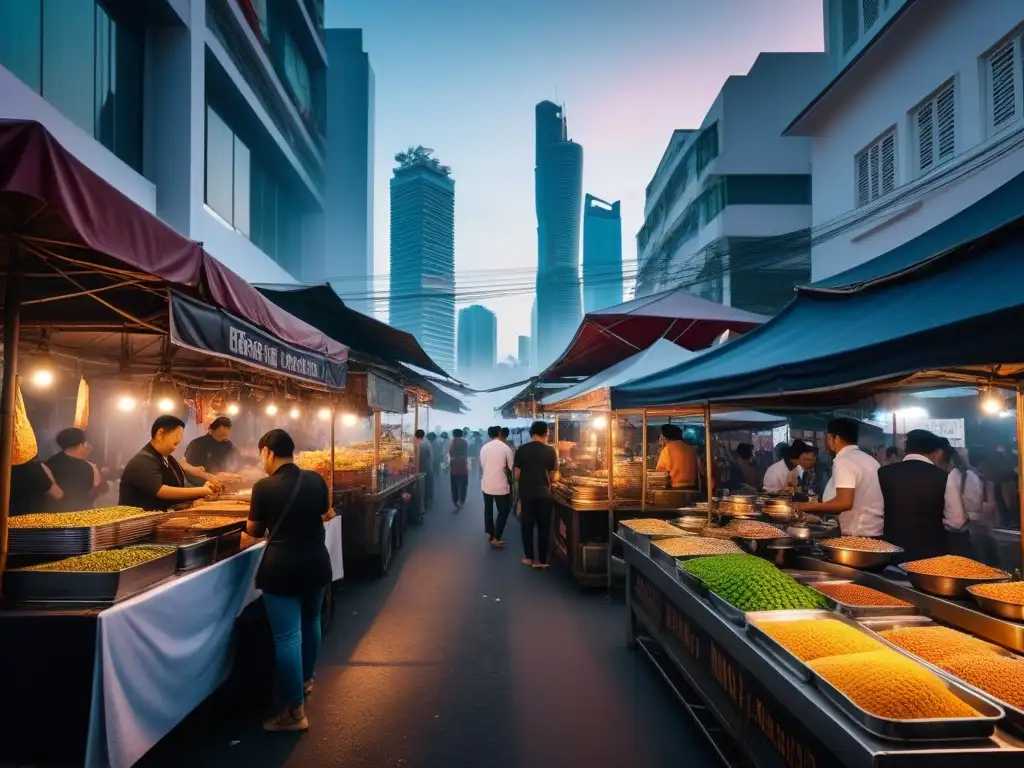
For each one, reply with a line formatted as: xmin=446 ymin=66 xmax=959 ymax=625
xmin=373 ymin=409 xmax=381 ymax=493
xmin=0 ymin=263 xmax=22 ymax=587
xmin=606 ymin=410 xmax=615 ymax=596
xmin=1017 ymin=387 xmax=1024 ymax=577
xmin=641 ymin=410 xmax=648 ymax=513
xmin=704 ymin=403 xmax=714 ymax=526
xmin=329 ymin=401 xmax=336 ymax=503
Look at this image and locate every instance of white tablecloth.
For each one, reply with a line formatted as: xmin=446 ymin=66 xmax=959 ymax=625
xmin=85 ymin=516 xmax=343 ymax=768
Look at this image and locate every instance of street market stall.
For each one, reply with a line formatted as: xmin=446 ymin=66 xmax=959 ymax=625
xmin=0 ymin=120 xmax=351 ymax=767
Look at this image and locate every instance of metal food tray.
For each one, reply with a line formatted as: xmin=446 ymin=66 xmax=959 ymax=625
xmin=176 ymin=537 xmax=218 ymax=571
xmin=676 ymin=564 xmax=709 ymax=596
xmin=708 ymin=591 xmax=748 ymax=625
xmin=616 ymin=523 xmax=688 ymax=556
xmin=782 ymin=568 xmax=836 ymax=584
xmin=8 ymin=512 xmax=170 ymax=556
xmin=900 ymin=564 xmax=1011 ymax=598
xmin=818 ymin=541 xmax=902 ymax=570
xmin=3 ymin=547 xmax=177 ymax=603
xmin=215 ymin=529 xmax=243 ymax=561
xmin=809 ymin=580 xmax=919 ymax=618
xmin=746 ymin=609 xmax=850 ymax=682
xmin=967 ymin=587 xmax=1024 ymax=623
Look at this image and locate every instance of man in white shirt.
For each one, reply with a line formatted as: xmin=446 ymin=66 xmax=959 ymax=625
xmin=794 ymin=418 xmax=883 ymax=536
xmin=763 ymin=439 xmax=816 ymax=494
xmin=480 ymin=426 xmax=515 ymax=547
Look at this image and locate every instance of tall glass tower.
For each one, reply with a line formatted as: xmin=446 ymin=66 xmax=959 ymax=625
xmin=389 ymin=155 xmax=456 ymax=374
xmin=534 ymin=101 xmax=583 ymax=368
xmin=457 ymin=304 xmax=497 ymax=378
xmin=582 ymin=194 xmax=623 ymax=313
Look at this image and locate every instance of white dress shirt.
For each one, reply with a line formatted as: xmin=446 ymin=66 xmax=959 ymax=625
xmin=903 ymin=455 xmax=966 ymax=531
xmin=762 ymin=460 xmax=803 ymax=493
xmin=961 ymin=469 xmax=1000 ymax=527
xmin=824 ymin=445 xmax=884 ymax=537
xmin=479 ymin=439 xmax=514 ymax=496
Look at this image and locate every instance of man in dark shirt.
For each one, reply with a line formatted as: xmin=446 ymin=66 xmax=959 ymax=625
xmin=10 ymin=458 xmax=62 ymax=516
xmin=184 ymin=416 xmax=240 ymax=476
xmin=880 ymin=429 xmax=950 ymax=561
xmin=46 ymin=427 xmax=103 ymax=512
xmin=415 ymin=430 xmax=433 ymax=511
xmin=448 ymin=428 xmax=469 ymax=511
xmin=120 ymin=415 xmax=216 ymax=510
xmin=513 ymin=420 xmax=558 ymax=568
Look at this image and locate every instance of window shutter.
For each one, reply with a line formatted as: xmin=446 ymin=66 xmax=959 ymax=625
xmin=842 ymin=0 xmax=859 ymax=53
xmin=989 ymin=38 xmax=1019 ymax=130
xmin=936 ymin=83 xmax=955 ymax=162
xmin=880 ymin=133 xmax=896 ymax=194
xmin=869 ymin=143 xmax=880 ymax=200
xmin=862 ymin=0 xmax=879 ymax=31
xmin=856 ymin=150 xmax=870 ymax=206
xmin=917 ymin=101 xmax=934 ymax=173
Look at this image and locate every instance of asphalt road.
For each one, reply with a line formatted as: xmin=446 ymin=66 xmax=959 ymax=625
xmin=139 ymin=473 xmax=718 ymax=768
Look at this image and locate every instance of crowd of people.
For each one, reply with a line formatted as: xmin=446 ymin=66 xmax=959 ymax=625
xmin=414 ymin=421 xmax=558 ymax=568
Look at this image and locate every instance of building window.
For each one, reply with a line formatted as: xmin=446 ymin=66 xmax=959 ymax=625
xmin=841 ymin=0 xmax=884 ymax=54
xmin=855 ymin=129 xmax=896 ymax=207
xmin=0 ymin=0 xmax=143 ymax=171
xmin=283 ymin=32 xmax=311 ymax=114
xmin=912 ymin=80 xmax=955 ymax=177
xmin=985 ymin=34 xmax=1022 ymax=135
xmin=205 ymin=106 xmax=250 ymax=238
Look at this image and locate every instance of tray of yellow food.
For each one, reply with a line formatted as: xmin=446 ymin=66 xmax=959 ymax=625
xmin=899 ymin=555 xmax=1011 ymax=597
xmin=861 ymin=621 xmax=1024 ymax=737
xmin=617 ymin=518 xmax=689 ymax=555
xmin=967 ymin=581 xmax=1024 ymax=622
xmin=8 ymin=507 xmax=171 ymax=556
xmin=809 ymin=581 xmax=918 ymax=618
xmin=3 ymin=545 xmax=178 ymax=603
xmin=819 ymin=536 xmax=904 ymax=570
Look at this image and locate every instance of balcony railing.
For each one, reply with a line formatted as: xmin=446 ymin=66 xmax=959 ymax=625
xmin=207 ymin=0 xmax=324 ymax=191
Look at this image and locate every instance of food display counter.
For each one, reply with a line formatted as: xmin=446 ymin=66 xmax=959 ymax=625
xmin=620 ymin=535 xmax=1024 ymax=767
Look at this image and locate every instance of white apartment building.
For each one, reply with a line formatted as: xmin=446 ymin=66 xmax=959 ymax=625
xmin=635 ymin=53 xmax=827 ymax=315
xmin=789 ymin=0 xmax=1024 ymax=281
xmin=0 ymin=0 xmax=336 ymax=285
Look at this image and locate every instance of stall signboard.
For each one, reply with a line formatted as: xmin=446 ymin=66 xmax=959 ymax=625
xmin=632 ymin=571 xmax=829 ymax=768
xmin=367 ymin=372 xmax=406 ymax=413
xmin=169 ymin=292 xmax=347 ymax=389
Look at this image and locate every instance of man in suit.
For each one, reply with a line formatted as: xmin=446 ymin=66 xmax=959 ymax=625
xmin=879 ymin=429 xmax=961 ymax=561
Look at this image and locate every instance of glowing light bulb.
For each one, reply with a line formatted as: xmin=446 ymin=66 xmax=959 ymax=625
xmin=157 ymin=397 xmax=176 ymax=413
xmin=265 ymin=403 xmax=278 ymax=417
xmin=226 ymin=403 xmax=240 ymax=416
xmin=592 ymin=416 xmax=608 ymax=430
xmin=342 ymin=413 xmax=357 ymax=426
xmin=117 ymin=395 xmax=137 ymax=412
xmin=318 ymin=407 xmax=332 ymax=420
xmin=982 ymin=397 xmax=1002 ymax=415
xmin=31 ymin=369 xmax=54 ymax=388
xmin=289 ymin=406 xmax=301 ymax=419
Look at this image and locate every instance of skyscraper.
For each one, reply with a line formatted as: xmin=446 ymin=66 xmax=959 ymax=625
xmin=389 ymin=148 xmax=455 ymax=374
xmin=534 ymin=101 xmax=583 ymax=367
xmin=517 ymin=335 xmax=531 ymax=368
xmin=325 ymin=29 xmax=375 ymax=315
xmin=582 ymin=194 xmax=623 ymax=313
xmin=457 ymin=305 xmax=498 ymax=377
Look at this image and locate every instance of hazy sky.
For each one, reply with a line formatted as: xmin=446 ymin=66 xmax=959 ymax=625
xmin=326 ymin=0 xmax=823 ymax=358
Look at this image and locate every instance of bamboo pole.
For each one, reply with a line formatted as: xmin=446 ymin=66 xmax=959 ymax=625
xmin=373 ymin=409 xmax=381 ymax=492
xmin=329 ymin=401 xmax=336 ymax=502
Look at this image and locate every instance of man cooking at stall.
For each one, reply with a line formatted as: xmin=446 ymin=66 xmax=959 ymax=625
xmin=120 ymin=415 xmax=219 ymax=510
xmin=656 ymin=424 xmax=699 ymax=489
xmin=792 ymin=418 xmax=883 ymax=536
xmin=184 ymin=416 xmax=241 ymax=479
xmin=763 ymin=439 xmax=816 ymax=494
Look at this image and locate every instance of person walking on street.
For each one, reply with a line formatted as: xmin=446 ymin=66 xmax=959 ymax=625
xmin=448 ymin=428 xmax=470 ymax=511
xmin=480 ymin=426 xmax=514 ymax=547
xmin=514 ymin=420 xmax=558 ymax=568
xmin=415 ymin=430 xmax=433 ymax=511
xmin=426 ymin=433 xmax=441 ymax=476
xmin=245 ymin=429 xmax=334 ymax=733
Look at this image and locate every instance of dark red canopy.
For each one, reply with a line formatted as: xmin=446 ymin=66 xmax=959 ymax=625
xmin=541 ymin=287 xmax=768 ymax=381
xmin=0 ymin=119 xmax=346 ymax=364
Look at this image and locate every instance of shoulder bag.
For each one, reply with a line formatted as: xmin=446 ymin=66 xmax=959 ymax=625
xmin=255 ymin=470 xmax=307 ymax=581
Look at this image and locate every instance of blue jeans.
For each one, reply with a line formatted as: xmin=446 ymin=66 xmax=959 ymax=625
xmin=262 ymin=587 xmax=327 ymax=709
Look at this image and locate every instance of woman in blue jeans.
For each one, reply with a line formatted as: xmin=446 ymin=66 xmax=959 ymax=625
xmin=247 ymin=429 xmax=334 ymax=732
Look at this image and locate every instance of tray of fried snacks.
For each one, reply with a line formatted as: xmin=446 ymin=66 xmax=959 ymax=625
xmin=900 ymin=555 xmax=1010 ymax=597
xmin=809 ymin=581 xmax=918 ymax=618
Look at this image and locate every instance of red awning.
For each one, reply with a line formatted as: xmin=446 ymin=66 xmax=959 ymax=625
xmin=540 ymin=287 xmax=768 ymax=381
xmin=0 ymin=119 xmax=346 ymax=364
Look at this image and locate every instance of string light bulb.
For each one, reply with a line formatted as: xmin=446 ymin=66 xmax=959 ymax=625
xmin=289 ymin=406 xmax=301 ymax=419
xmin=318 ymin=407 xmax=332 ymax=420
xmin=117 ymin=395 xmax=137 ymax=412
xmin=265 ymin=403 xmax=278 ymax=417
xmin=342 ymin=413 xmax=357 ymax=426
xmin=31 ymin=368 xmax=54 ymax=388
xmin=226 ymin=402 xmax=240 ymax=416
xmin=156 ymin=397 xmax=176 ymax=413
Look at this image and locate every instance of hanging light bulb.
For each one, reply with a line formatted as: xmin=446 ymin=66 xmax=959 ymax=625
xmin=980 ymin=388 xmax=1006 ymax=416
xmin=156 ymin=397 xmax=176 ymax=413
xmin=265 ymin=403 xmax=278 ymax=417
xmin=592 ymin=415 xmax=608 ymax=430
xmin=318 ymin=407 xmax=332 ymax=420
xmin=117 ymin=395 xmax=137 ymax=412
xmin=342 ymin=413 xmax=357 ymax=426
xmin=31 ymin=368 xmax=54 ymax=388
xmin=28 ymin=348 xmax=56 ymax=389
xmin=289 ymin=406 xmax=301 ymax=419
xmin=226 ymin=402 xmax=240 ymax=416
xmin=151 ymin=378 xmax=180 ymax=415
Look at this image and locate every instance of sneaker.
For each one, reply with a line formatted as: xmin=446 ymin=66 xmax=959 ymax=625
xmin=263 ymin=705 xmax=309 ymax=733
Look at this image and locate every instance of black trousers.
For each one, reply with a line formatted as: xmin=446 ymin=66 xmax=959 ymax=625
xmin=423 ymin=471 xmax=434 ymax=508
xmin=483 ymin=493 xmax=512 ymax=540
xmin=450 ymin=474 xmax=468 ymax=505
xmin=520 ymin=497 xmax=553 ymax=564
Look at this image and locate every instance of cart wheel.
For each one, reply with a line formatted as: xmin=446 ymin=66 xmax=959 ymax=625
xmin=320 ymin=585 xmax=335 ymax=634
xmin=378 ymin=521 xmax=394 ymax=576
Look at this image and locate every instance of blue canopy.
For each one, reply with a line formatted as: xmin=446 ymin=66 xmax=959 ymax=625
xmin=611 ymin=217 xmax=1024 ymax=409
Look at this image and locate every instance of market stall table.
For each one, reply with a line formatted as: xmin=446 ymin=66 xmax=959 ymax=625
xmin=0 ymin=516 xmax=342 ymax=768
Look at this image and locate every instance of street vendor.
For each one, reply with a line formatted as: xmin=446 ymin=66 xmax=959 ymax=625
xmin=655 ymin=424 xmax=698 ymax=489
xmin=119 ymin=415 xmax=218 ymax=511
xmin=184 ymin=416 xmax=241 ymax=476
xmin=793 ymin=418 xmax=883 ymax=536
xmin=762 ymin=439 xmax=816 ymax=494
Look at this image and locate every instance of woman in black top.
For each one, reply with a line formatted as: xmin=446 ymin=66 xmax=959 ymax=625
xmin=246 ymin=429 xmax=334 ymax=733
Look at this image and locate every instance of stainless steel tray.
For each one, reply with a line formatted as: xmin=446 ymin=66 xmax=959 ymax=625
xmin=810 ymin=664 xmax=1003 ymax=741
xmin=708 ymin=591 xmax=748 ymax=625
xmin=901 ymin=564 xmax=1011 ymax=598
xmin=967 ymin=586 xmax=1024 ymax=622
xmin=215 ymin=529 xmax=243 ymax=561
xmin=676 ymin=565 xmax=709 ymax=595
xmin=746 ymin=609 xmax=843 ymax=681
xmin=809 ymin=580 xmax=919 ymax=618
xmin=782 ymin=568 xmax=836 ymax=584
xmin=3 ymin=547 xmax=178 ymax=603
xmin=819 ymin=542 xmax=902 ymax=570
xmin=616 ymin=523 xmax=688 ymax=555
xmin=176 ymin=537 xmax=218 ymax=571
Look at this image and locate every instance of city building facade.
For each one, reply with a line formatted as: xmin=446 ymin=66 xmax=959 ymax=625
xmin=788 ymin=0 xmax=1024 ymax=281
xmin=582 ymin=194 xmax=623 ymax=313
xmin=534 ymin=100 xmax=583 ymax=367
xmin=389 ymin=152 xmax=456 ymax=375
xmin=0 ymin=0 xmax=332 ymax=285
xmin=457 ymin=305 xmax=498 ymax=378
xmin=635 ymin=53 xmax=826 ymax=315
xmin=325 ymin=27 xmax=374 ymax=313
xmin=517 ymin=335 xmax=531 ymax=369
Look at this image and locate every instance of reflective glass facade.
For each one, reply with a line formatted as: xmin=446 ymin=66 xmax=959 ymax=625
xmin=0 ymin=0 xmax=143 ymax=171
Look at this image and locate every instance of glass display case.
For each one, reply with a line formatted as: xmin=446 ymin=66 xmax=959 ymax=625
xmin=553 ymin=413 xmax=611 ymax=508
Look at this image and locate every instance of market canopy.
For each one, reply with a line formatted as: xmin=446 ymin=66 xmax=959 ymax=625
xmin=611 ymin=216 xmax=1024 ymax=410
xmin=539 ymin=286 xmax=768 ymax=381
xmin=257 ymin=283 xmax=450 ymax=379
xmin=0 ymin=119 xmax=347 ymax=389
